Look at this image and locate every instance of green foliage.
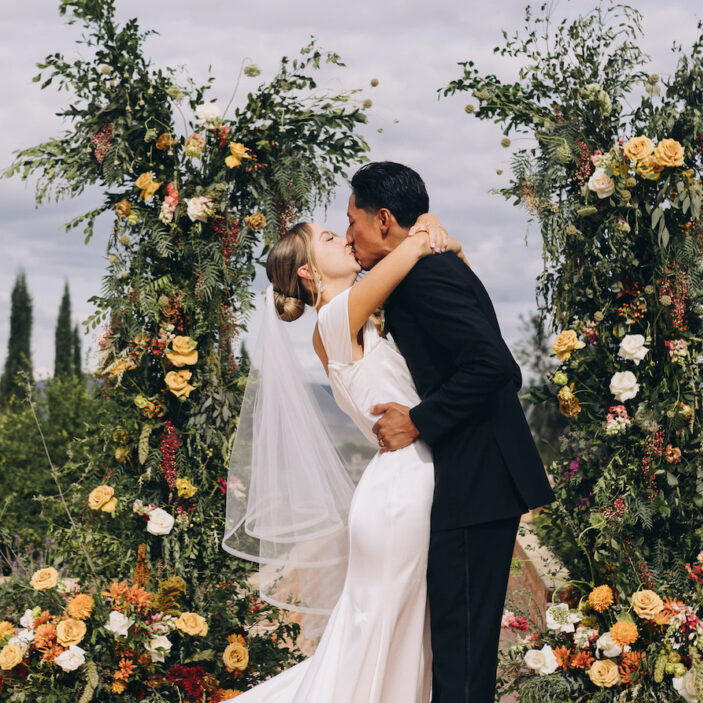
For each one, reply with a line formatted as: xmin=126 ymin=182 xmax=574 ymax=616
xmin=445 ymin=2 xmax=703 ymax=699
xmin=55 ymin=282 xmax=74 ymax=378
xmin=0 ymin=272 xmax=34 ymax=409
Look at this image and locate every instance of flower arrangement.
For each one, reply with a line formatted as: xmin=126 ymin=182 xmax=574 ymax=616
xmin=446 ymin=2 xmax=703 ymax=700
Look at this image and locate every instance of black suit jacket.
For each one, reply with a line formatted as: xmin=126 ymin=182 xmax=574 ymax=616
xmin=385 ymin=253 xmax=556 ymax=531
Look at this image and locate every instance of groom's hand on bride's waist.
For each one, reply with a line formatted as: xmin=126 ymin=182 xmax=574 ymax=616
xmin=370 ymin=403 xmax=420 ymax=453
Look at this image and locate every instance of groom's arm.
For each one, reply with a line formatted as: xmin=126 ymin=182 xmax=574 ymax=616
xmin=373 ymin=255 xmax=516 ymax=449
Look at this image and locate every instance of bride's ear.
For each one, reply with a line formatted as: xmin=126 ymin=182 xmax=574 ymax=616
xmin=297 ymin=264 xmax=314 ymax=282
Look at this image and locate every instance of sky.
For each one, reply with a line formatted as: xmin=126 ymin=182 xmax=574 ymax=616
xmin=1 ymin=0 xmax=702 ymax=383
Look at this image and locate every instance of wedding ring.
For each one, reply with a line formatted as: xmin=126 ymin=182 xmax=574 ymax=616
xmin=378 ymin=437 xmax=385 ymax=447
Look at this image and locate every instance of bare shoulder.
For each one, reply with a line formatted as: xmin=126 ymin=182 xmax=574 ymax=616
xmin=312 ymin=323 xmax=329 ymax=375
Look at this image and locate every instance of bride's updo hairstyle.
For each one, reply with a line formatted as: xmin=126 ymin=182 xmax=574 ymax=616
xmin=266 ymin=222 xmax=323 ymax=322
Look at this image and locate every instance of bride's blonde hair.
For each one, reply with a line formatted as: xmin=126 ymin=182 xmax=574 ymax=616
xmin=266 ymin=222 xmax=323 ymax=322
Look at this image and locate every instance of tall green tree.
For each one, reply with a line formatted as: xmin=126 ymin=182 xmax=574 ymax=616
xmin=54 ymin=281 xmax=73 ymax=378
xmin=72 ymin=322 xmax=82 ymax=378
xmin=0 ymin=271 xmax=34 ymax=409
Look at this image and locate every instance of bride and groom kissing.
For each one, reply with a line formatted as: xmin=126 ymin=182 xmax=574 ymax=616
xmin=223 ymin=161 xmax=556 ymax=702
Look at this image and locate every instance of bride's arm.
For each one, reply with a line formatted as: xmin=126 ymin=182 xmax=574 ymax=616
xmin=347 ymin=227 xmax=463 ymax=337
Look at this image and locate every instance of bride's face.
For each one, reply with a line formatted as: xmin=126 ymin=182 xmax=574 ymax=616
xmin=309 ymin=222 xmax=361 ymax=282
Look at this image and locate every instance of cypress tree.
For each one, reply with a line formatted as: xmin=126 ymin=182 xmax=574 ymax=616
xmin=0 ymin=271 xmax=34 ymax=408
xmin=72 ymin=323 xmax=82 ymax=378
xmin=54 ymin=281 xmax=73 ymax=378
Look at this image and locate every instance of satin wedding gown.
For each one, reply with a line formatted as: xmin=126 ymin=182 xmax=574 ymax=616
xmin=227 ymin=286 xmax=434 ymax=703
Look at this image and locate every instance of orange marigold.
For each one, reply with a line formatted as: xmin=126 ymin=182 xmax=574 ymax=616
xmin=588 ymin=584 xmax=614 ymax=612
xmin=553 ymin=645 xmax=571 ymax=671
xmin=67 ymin=593 xmax=94 ymax=620
xmin=213 ymin=690 xmax=242 ymax=701
xmin=655 ymin=597 xmax=686 ymax=625
xmin=619 ymin=651 xmax=646 ymax=686
xmin=114 ymin=657 xmax=136 ymax=683
xmin=112 ymin=681 xmax=127 ymax=694
xmin=33 ymin=610 xmax=54 ymax=627
xmin=570 ymin=649 xmax=596 ymax=669
xmin=33 ymin=622 xmax=57 ymax=650
xmin=610 ymin=620 xmax=639 ymax=647
xmin=226 ymin=633 xmax=247 ymax=646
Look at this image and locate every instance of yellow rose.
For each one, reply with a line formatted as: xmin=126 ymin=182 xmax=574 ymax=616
xmin=175 ymin=612 xmax=208 ymax=636
xmin=610 ymin=620 xmax=638 ymax=647
xmin=552 ymin=330 xmax=585 ymax=362
xmin=654 ymin=138 xmax=684 ymax=167
xmin=67 ymin=593 xmax=94 ymax=620
xmin=175 ymin=477 xmax=197 ymax=499
xmin=56 ymin=618 xmax=87 ymax=647
xmin=635 ymin=153 xmax=663 ymax=180
xmin=115 ymin=199 xmax=132 ymax=218
xmin=223 ymin=641 xmax=249 ymax=671
xmin=225 ymin=142 xmax=252 ymax=168
xmin=165 ymin=369 xmax=195 ymax=398
xmin=0 ymin=642 xmax=23 ymax=670
xmin=114 ymin=446 xmax=130 ymax=465
xmin=88 ymin=485 xmax=115 ymax=511
xmin=588 ymin=658 xmax=620 ymax=687
xmin=31 ymin=566 xmax=59 ymax=590
xmin=0 ymin=622 xmax=15 ymax=641
xmin=244 ymin=212 xmax=266 ymax=231
xmin=135 ymin=172 xmax=162 ymax=201
xmin=631 ymin=589 xmax=663 ymax=620
xmin=588 ymin=584 xmax=614 ymax=612
xmin=623 ymin=136 xmax=654 ymax=163
xmin=165 ymin=336 xmax=198 ymax=367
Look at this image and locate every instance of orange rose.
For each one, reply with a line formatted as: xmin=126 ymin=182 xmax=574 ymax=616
xmin=244 ymin=212 xmax=266 ymax=231
xmin=115 ymin=199 xmax=132 ymax=218
xmin=155 ymin=133 xmax=174 ymax=151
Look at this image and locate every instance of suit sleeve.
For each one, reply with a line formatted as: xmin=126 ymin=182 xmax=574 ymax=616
xmin=402 ymin=256 xmax=517 ymax=446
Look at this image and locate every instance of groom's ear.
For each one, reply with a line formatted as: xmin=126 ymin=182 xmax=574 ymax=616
xmin=376 ymin=208 xmax=394 ymax=237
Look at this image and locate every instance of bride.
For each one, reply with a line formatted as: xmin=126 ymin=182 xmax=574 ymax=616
xmin=222 ymin=213 xmax=467 ymax=702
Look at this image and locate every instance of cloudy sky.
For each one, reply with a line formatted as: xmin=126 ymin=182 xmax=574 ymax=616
xmin=1 ymin=0 xmax=702 ymax=382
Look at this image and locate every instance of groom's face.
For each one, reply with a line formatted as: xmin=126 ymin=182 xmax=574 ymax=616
xmin=346 ymin=194 xmax=386 ymax=270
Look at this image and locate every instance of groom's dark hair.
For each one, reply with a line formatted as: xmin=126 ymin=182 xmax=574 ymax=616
xmin=351 ymin=161 xmax=429 ymax=228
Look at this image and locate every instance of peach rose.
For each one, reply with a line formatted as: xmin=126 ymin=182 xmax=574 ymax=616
xmin=31 ymin=566 xmax=59 ymax=590
xmin=0 ymin=642 xmax=23 ymax=670
xmin=244 ymin=212 xmax=266 ymax=231
xmin=175 ymin=612 xmax=208 ymax=636
xmin=623 ymin=136 xmax=654 ymax=163
xmin=654 ymin=138 xmax=684 ymax=167
xmin=223 ymin=641 xmax=249 ymax=671
xmin=115 ymin=199 xmax=132 ymax=218
xmin=165 ymin=369 xmax=195 ymax=398
xmin=155 ymin=133 xmax=174 ymax=151
xmin=56 ymin=618 xmax=87 ymax=647
xmin=88 ymin=485 xmax=116 ymax=512
xmin=631 ymin=589 xmax=664 ymax=620
xmin=165 ymin=336 xmax=198 ymax=367
xmin=552 ymin=330 xmax=585 ymax=362
xmin=589 ymin=658 xmax=620 ymax=687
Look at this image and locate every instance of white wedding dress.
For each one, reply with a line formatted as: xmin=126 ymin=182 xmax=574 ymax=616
xmin=227 ymin=286 xmax=434 ymax=703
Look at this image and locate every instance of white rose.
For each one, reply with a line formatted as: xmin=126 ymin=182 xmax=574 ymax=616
xmin=618 ymin=334 xmax=649 ymax=366
xmin=587 ymin=168 xmax=616 ymax=199
xmin=8 ymin=629 xmax=34 ymax=655
xmin=54 ymin=644 xmax=86 ymax=672
xmin=596 ymin=631 xmax=623 ymax=658
xmin=195 ymin=101 xmax=222 ymax=125
xmin=524 ymin=644 xmax=558 ymax=675
xmin=673 ymin=669 xmax=699 ymax=703
xmin=104 ymin=610 xmax=134 ymax=638
xmin=19 ymin=610 xmax=34 ymax=630
xmin=145 ymin=634 xmax=172 ymax=663
xmin=609 ymin=370 xmax=640 ymax=402
xmin=186 ymin=196 xmax=215 ymax=223
xmin=146 ymin=507 xmax=175 ymax=536
xmin=545 ymin=603 xmax=582 ymax=633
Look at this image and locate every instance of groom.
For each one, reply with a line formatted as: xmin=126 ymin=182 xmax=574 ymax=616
xmin=346 ymin=161 xmax=556 ymax=702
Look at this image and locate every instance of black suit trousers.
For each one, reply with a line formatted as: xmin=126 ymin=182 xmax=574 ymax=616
xmin=427 ymin=513 xmax=521 ymax=703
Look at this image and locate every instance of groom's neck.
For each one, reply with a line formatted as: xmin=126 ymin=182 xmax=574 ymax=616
xmin=382 ymin=225 xmax=410 ymax=254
